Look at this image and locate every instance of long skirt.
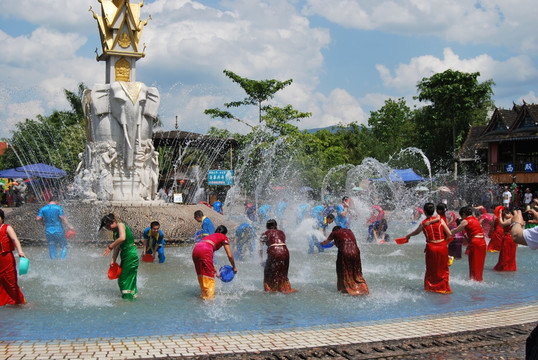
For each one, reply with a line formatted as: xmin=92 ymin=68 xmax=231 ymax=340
xmin=119 ymin=245 xmax=139 ymax=300
xmin=0 ymin=252 xmax=25 ymax=306
xmin=192 ymin=242 xmax=216 ymax=299
xmin=336 ymin=243 xmax=369 ymax=295
xmin=487 ymin=225 xmax=503 ymax=252
xmin=467 ymin=236 xmax=487 ymax=281
xmin=448 ymin=233 xmax=463 ymax=259
xmin=424 ymin=242 xmax=451 ymax=294
xmin=493 ymin=233 xmax=517 ymax=272
xmin=264 ymin=246 xmax=296 ymax=293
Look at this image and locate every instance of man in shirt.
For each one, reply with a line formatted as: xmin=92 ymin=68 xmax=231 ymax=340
xmin=36 ymin=196 xmax=75 ymax=260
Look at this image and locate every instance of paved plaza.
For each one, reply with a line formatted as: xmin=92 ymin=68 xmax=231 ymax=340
xmin=2 ymin=300 xmax=537 ymax=359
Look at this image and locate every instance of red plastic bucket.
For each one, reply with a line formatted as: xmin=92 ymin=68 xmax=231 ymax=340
xmin=108 ymin=262 xmax=121 ymax=280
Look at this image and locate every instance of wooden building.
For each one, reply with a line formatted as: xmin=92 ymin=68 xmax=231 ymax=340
xmin=458 ymin=102 xmax=538 ymax=185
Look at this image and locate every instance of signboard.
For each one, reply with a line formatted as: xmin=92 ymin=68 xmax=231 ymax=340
xmin=505 ymin=163 xmax=514 ymax=173
xmin=208 ymin=170 xmax=233 ymax=186
xmin=525 ymin=162 xmax=534 ymax=172
xmin=173 ymin=193 xmax=183 ymax=203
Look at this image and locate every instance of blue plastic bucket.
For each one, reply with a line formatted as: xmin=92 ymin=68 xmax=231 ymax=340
xmin=219 ymin=265 xmax=234 ymax=283
xmin=19 ymin=257 xmax=29 ymax=275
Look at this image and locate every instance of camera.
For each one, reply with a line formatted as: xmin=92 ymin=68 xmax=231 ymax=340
xmin=523 ymin=211 xmax=534 ymax=222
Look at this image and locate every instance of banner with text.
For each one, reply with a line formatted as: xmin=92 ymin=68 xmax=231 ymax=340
xmin=208 ymin=170 xmax=234 ymax=186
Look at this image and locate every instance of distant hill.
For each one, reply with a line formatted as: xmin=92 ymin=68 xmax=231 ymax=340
xmin=304 ymin=125 xmax=340 ymax=134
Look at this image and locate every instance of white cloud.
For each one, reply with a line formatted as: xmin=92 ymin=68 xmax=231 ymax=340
xmin=518 ymin=91 xmax=538 ymax=104
xmin=311 ymin=88 xmax=368 ymax=128
xmin=375 ymin=48 xmax=538 ymax=97
xmin=135 ymin=0 xmax=331 ymax=131
xmin=2 ymin=0 xmax=95 ymax=31
xmin=303 ymin=0 xmax=538 ymax=53
xmin=0 ymin=26 xmax=101 ymax=134
xmin=0 ymin=101 xmax=44 ymax=139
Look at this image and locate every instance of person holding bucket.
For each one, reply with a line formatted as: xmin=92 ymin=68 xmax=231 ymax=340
xmin=36 ymin=195 xmax=75 ymax=260
xmin=142 ymin=221 xmax=165 ymax=263
xmin=405 ymin=202 xmax=453 ymax=294
xmin=192 ymin=225 xmax=237 ymax=300
xmin=0 ymin=209 xmax=27 ymax=306
xmin=100 ymin=214 xmax=139 ymax=300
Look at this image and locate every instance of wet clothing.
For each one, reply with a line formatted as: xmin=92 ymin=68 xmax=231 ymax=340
xmin=260 ymin=229 xmax=296 ymax=293
xmin=326 ymin=228 xmax=369 ymax=295
xmin=234 ymin=223 xmax=256 ymax=260
xmin=335 ymin=203 xmax=349 ymax=229
xmin=0 ymin=224 xmax=25 ymax=306
xmin=447 ymin=212 xmax=463 ymax=259
xmin=275 ymin=201 xmax=287 ymax=222
xmin=142 ymin=227 xmax=165 ymax=263
xmin=366 ymin=205 xmax=384 ymax=224
xmin=421 ymin=217 xmax=451 ymax=294
xmin=192 ymin=233 xmax=229 ymax=299
xmin=115 ymin=224 xmax=139 ymax=300
xmin=463 ymin=216 xmax=487 ymax=281
xmin=37 ymin=203 xmax=68 ymax=259
xmin=258 ymin=204 xmax=272 ymax=223
xmin=487 ymin=206 xmax=504 ymax=252
xmin=367 ymin=220 xmax=389 ymax=243
xmin=296 ymin=203 xmax=310 ymax=224
xmin=478 ymin=207 xmax=493 ymax=237
xmin=200 ymin=216 xmax=215 ymax=239
xmin=493 ymin=224 xmax=517 ymax=272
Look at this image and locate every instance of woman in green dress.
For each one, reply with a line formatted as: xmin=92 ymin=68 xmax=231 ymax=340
xmin=100 ymin=213 xmax=139 ymax=300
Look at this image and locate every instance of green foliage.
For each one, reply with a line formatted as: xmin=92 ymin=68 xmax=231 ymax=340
xmin=1 ymin=83 xmax=87 ymax=176
xmin=415 ymin=69 xmax=495 ymax=163
xmin=368 ymin=98 xmax=416 ymax=162
xmin=204 ymin=69 xmax=294 ymax=125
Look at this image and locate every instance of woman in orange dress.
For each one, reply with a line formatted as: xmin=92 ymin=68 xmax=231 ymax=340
xmin=493 ymin=208 xmax=517 ymax=271
xmin=487 ymin=205 xmax=504 ymax=252
xmin=406 ymin=203 xmax=452 ymax=294
xmin=451 ymin=206 xmax=487 ymax=281
xmin=259 ymin=219 xmax=296 ymax=293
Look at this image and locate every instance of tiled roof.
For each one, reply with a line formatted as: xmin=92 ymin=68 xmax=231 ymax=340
xmin=458 ymin=103 xmax=538 ymax=160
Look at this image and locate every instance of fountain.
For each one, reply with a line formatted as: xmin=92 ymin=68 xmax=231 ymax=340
xmin=1 ymin=1 xmax=536 ymax=349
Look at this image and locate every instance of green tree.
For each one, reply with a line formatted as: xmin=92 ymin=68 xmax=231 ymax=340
xmin=204 ymin=69 xmax=295 ymax=125
xmin=368 ymin=97 xmax=416 ymax=162
xmin=1 ymin=83 xmax=87 ymax=175
xmin=415 ymin=69 xmax=495 ymax=163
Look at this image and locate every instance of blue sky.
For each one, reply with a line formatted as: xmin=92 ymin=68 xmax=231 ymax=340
xmin=1 ymin=0 xmax=537 ymax=139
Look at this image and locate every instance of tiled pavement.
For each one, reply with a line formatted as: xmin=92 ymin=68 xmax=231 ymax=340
xmin=2 ymin=301 xmax=538 ymax=359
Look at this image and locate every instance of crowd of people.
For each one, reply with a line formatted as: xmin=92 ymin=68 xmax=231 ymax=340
xmin=1 ymin=190 xmax=537 ymax=307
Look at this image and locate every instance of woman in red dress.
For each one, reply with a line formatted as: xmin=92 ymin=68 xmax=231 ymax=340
xmin=320 ymin=226 xmax=369 ymax=295
xmin=192 ymin=225 xmax=237 ymax=300
xmin=0 ymin=209 xmax=26 ymax=306
xmin=487 ymin=205 xmax=504 ymax=252
xmin=406 ymin=203 xmax=453 ymax=294
xmin=493 ymin=208 xmax=517 ymax=271
xmin=259 ymin=219 xmax=296 ymax=293
xmin=451 ymin=206 xmax=487 ymax=281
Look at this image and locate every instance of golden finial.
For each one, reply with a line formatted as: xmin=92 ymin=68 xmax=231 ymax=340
xmin=89 ymin=5 xmax=98 ymax=20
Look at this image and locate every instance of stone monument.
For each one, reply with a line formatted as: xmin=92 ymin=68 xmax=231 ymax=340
xmin=76 ymin=0 xmax=160 ymax=202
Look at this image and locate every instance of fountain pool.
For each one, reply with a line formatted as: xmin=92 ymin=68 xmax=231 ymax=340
xmin=1 ymin=231 xmax=536 ymax=341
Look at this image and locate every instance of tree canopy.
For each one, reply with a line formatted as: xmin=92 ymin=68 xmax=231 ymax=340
xmin=415 ymin=69 xmax=495 ymax=162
